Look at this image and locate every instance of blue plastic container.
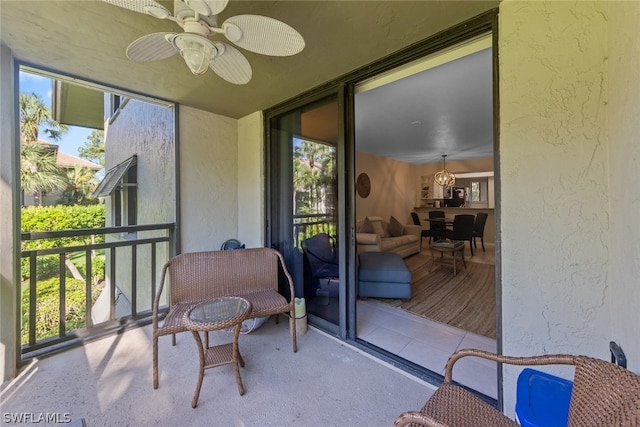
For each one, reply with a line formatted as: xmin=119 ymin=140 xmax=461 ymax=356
xmin=516 ymin=368 xmax=573 ymax=427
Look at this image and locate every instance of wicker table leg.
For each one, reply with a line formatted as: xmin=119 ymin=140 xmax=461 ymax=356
xmin=190 ymin=326 xmax=246 ymax=408
xmin=191 ymin=331 xmax=206 ymax=408
xmin=232 ymin=323 xmax=245 ymax=396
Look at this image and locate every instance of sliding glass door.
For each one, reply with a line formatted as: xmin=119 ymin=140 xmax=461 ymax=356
xmin=267 ymin=95 xmax=341 ymax=331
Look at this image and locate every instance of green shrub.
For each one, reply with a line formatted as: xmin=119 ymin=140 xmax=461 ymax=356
xmin=20 ymin=254 xmax=60 ymax=280
xmin=21 ymin=276 xmax=101 ymax=343
xmin=92 ymin=253 xmax=106 ymax=282
xmin=21 ymin=204 xmax=105 ymax=280
xmin=22 ymin=204 xmax=106 ymax=246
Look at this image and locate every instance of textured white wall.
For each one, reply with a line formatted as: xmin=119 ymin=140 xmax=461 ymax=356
xmin=607 ymin=2 xmax=640 ymax=373
xmin=0 ymin=43 xmax=17 ymax=381
xmin=179 ymin=106 xmax=238 ymax=253
xmin=237 ymin=111 xmax=264 ymax=248
xmin=104 ymin=99 xmax=175 ymax=311
xmin=499 ymin=0 xmax=610 ymax=415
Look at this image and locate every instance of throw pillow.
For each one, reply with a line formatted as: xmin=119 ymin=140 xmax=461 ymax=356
xmin=389 ymin=216 xmax=404 ymax=237
xmin=360 ymin=217 xmax=375 ymax=234
xmin=371 ymin=219 xmax=386 ymax=238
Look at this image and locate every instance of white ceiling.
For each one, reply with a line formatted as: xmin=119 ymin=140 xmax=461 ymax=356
xmin=1 ymin=0 xmax=498 ymax=164
xmin=355 ymin=45 xmax=493 ymax=164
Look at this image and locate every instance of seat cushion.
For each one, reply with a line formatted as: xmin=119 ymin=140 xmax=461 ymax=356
xmin=359 ymin=252 xmax=411 ymax=283
xmin=379 ymin=235 xmax=419 ymax=252
xmin=240 ymin=289 xmax=290 ymax=318
xmin=423 ymin=382 xmax=518 ymax=427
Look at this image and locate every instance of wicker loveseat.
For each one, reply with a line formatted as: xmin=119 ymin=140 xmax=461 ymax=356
xmin=152 ymin=247 xmax=297 ymax=389
xmin=356 ymin=216 xmax=421 ymax=258
xmin=394 ymin=348 xmax=640 ymax=427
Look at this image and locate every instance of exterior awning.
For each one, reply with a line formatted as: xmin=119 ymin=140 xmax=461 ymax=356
xmin=92 ymin=155 xmax=136 ymax=197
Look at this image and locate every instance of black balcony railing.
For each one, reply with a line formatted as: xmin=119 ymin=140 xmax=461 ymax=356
xmin=292 ymin=213 xmax=336 ymax=248
xmin=20 ymin=223 xmax=175 ymax=358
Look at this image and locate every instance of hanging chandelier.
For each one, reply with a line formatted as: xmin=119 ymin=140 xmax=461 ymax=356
xmin=434 ymin=154 xmax=456 ymax=188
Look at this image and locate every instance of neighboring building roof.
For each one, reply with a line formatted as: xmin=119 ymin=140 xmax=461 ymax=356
xmin=56 ymin=151 xmax=102 ymax=170
xmin=35 ymin=139 xmax=102 ymax=171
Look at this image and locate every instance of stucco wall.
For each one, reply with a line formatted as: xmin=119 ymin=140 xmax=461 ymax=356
xmin=237 ymin=111 xmax=264 ymax=248
xmin=0 ymin=43 xmax=18 ymax=381
xmin=104 ymin=99 xmax=175 ymax=313
xmin=499 ymin=0 xmax=610 ymax=414
xmin=179 ymin=105 xmax=238 ymax=253
xmin=607 ymin=1 xmax=640 ymax=373
xmin=355 ymin=152 xmax=494 ymax=223
xmin=355 ymin=150 xmax=418 ymax=225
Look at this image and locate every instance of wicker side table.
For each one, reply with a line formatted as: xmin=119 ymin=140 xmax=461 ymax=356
xmin=184 ymin=297 xmax=252 ymax=408
xmin=429 ymin=240 xmax=466 ymax=276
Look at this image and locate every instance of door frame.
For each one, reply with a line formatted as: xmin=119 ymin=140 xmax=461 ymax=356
xmin=265 ymin=7 xmax=502 ymax=405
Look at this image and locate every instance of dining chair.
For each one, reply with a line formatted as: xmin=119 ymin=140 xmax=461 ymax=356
xmin=428 ymin=210 xmax=445 ymax=219
xmin=472 ymin=212 xmax=489 ymax=252
xmin=411 ymin=212 xmax=433 ymax=248
xmin=445 ymin=214 xmax=475 ymax=256
xmin=427 ymin=211 xmax=447 ymax=242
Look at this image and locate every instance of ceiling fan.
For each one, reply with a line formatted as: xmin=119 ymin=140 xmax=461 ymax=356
xmin=101 ymin=0 xmax=305 ymax=84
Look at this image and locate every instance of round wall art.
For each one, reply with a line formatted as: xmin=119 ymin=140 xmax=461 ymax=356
xmin=356 ymin=173 xmax=371 ymax=198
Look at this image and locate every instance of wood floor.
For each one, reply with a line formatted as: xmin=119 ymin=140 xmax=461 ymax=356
xmin=379 ymin=253 xmax=496 ymax=338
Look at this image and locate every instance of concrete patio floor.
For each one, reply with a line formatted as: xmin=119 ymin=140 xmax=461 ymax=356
xmin=1 ymin=319 xmax=434 ymax=426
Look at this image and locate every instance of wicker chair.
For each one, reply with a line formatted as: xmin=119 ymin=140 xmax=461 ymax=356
xmin=394 ymin=348 xmax=640 ymax=427
xmin=152 ymin=247 xmax=297 ymax=389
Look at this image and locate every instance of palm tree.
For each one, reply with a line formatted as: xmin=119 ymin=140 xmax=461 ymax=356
xmin=20 ymin=92 xmax=67 ymax=142
xmin=20 ymin=141 xmax=66 ymax=206
xmin=61 ymin=166 xmax=99 ymax=205
xmin=19 ymin=92 xmax=68 ymax=206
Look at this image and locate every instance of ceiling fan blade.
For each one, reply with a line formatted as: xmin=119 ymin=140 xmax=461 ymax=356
xmin=126 ymin=32 xmax=178 ymax=62
xmin=210 ymin=42 xmax=252 ymax=85
xmin=222 ymin=14 xmax=305 ymax=57
xmin=101 ymin=0 xmax=171 ymax=18
xmin=184 ymin=0 xmax=229 ymax=16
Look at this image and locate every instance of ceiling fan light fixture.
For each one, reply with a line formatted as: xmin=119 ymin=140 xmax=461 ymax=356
xmin=170 ymin=34 xmax=218 ymax=75
xmin=434 ymin=154 xmax=456 ymax=188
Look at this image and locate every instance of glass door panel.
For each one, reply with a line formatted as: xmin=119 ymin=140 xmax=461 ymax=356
xmin=268 ymin=96 xmax=340 ymax=327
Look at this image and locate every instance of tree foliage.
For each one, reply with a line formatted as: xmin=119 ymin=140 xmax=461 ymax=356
xmin=19 ymin=92 xmax=69 ymax=205
xmin=61 ymin=166 xmax=100 ymax=205
xmin=19 ymin=92 xmax=67 ymax=143
xmin=78 ymin=130 xmax=105 ymax=167
xmin=293 ymin=139 xmax=336 ymax=215
xmin=20 ymin=141 xmax=67 ymax=199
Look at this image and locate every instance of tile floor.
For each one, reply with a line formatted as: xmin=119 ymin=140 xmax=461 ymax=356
xmin=356 ymin=241 xmax=498 ymax=399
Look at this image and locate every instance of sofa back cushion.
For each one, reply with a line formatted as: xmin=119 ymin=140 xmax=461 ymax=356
xmin=388 ymin=216 xmax=404 ymax=237
xmin=360 ymin=216 xmax=387 ymax=237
